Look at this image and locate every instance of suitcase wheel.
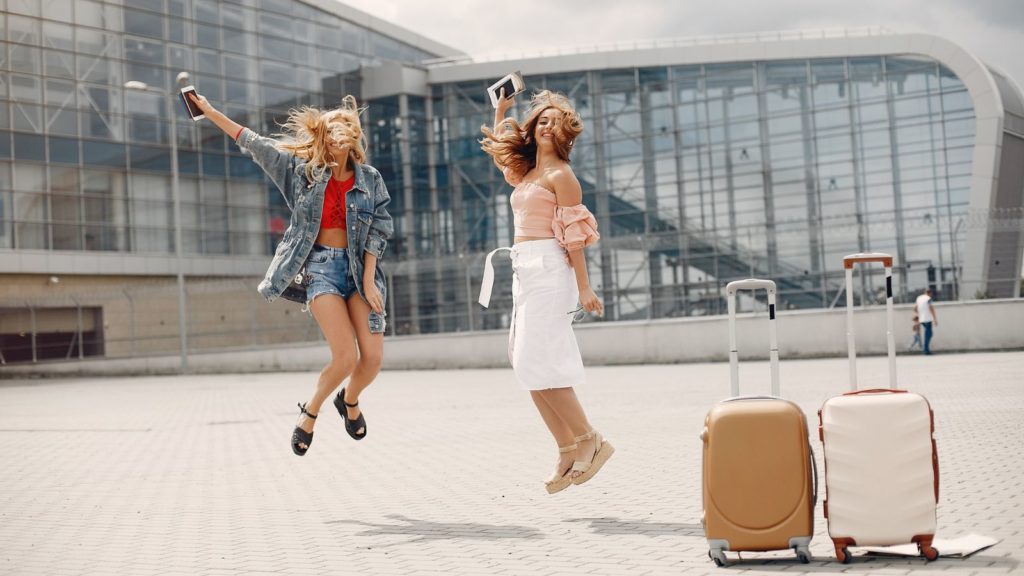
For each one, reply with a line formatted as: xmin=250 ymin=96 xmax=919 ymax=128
xmin=708 ymin=549 xmax=728 ymax=567
xmin=919 ymin=544 xmax=940 ymax=561
xmin=794 ymin=546 xmax=811 ymax=564
xmin=835 ymin=546 xmax=851 ymax=564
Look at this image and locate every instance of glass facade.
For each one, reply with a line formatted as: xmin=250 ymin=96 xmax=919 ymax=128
xmin=0 ymin=0 xmax=435 ymax=256
xmin=399 ymin=57 xmax=977 ymax=333
xmin=0 ymin=0 xmax=1001 ymax=341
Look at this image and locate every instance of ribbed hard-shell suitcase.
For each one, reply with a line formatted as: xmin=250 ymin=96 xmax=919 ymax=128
xmin=818 ymin=253 xmax=940 ymax=563
xmin=702 ymin=279 xmax=816 ymax=567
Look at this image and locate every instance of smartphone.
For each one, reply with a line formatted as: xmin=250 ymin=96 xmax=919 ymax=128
xmin=487 ymin=71 xmax=525 ymax=109
xmin=179 ymin=85 xmax=204 ymax=121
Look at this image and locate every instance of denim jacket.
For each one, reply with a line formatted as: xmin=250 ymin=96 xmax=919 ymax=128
xmin=235 ymin=128 xmax=393 ymax=332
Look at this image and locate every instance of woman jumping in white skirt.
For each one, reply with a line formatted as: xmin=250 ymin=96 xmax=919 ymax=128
xmin=478 ymin=89 xmax=614 ymax=494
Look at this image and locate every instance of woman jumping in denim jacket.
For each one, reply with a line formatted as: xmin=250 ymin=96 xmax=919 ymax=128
xmin=479 ymin=90 xmax=613 ymax=493
xmin=188 ymin=92 xmax=393 ymax=456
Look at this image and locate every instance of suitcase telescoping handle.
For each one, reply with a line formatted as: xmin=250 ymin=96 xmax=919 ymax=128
xmin=843 ymin=252 xmax=896 ymax=391
xmin=726 ymin=279 xmax=779 ymax=397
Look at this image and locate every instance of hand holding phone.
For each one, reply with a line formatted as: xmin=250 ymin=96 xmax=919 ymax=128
xmin=179 ymin=85 xmax=205 ymax=121
xmin=488 ymin=71 xmax=525 ymax=109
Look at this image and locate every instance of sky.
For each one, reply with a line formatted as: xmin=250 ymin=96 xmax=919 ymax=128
xmin=342 ymin=0 xmax=1024 ymax=91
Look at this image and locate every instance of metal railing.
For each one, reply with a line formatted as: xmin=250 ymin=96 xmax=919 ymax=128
xmin=423 ymin=27 xmax=895 ymax=68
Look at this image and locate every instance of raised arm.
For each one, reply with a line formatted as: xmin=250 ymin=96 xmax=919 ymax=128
xmin=493 ymin=88 xmax=515 ymax=134
xmin=188 ymin=92 xmax=296 ymax=203
xmin=188 ymin=92 xmax=243 ymax=139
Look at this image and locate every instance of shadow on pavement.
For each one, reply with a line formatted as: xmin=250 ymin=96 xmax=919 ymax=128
xmin=564 ymin=517 xmax=703 ymax=537
xmin=325 ymin=513 xmax=544 ymax=547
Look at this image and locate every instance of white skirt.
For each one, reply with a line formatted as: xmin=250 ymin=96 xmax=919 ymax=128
xmin=505 ymin=239 xmax=587 ymax=390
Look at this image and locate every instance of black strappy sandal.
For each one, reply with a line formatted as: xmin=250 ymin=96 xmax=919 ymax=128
xmin=291 ymin=402 xmax=317 ymax=456
xmin=333 ymin=387 xmax=367 ymax=441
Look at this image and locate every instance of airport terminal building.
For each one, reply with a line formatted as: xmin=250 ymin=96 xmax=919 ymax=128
xmin=1 ymin=0 xmax=1022 ymax=362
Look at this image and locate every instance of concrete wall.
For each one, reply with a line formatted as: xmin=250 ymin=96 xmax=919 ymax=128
xmin=3 ymin=298 xmax=1022 ymax=378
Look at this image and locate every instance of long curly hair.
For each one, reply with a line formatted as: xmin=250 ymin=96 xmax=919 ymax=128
xmin=275 ymin=95 xmax=367 ymax=182
xmin=480 ymin=90 xmax=583 ymax=182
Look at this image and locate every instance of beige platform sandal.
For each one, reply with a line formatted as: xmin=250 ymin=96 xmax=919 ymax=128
xmin=571 ymin=430 xmax=614 ymax=486
xmin=544 ymin=443 xmax=578 ymax=495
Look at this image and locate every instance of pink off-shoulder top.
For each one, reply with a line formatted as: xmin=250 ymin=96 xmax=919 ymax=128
xmin=504 ymin=167 xmax=600 ymax=251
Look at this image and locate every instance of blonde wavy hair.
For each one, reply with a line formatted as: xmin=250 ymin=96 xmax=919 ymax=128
xmin=480 ymin=90 xmax=583 ymax=181
xmin=276 ymin=95 xmax=367 ymax=182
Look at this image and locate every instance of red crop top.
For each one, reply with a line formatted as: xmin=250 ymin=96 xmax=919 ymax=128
xmin=322 ymin=174 xmax=354 ymax=229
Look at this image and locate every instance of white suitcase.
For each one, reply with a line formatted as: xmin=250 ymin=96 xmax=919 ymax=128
xmin=818 ymin=253 xmax=940 ymax=563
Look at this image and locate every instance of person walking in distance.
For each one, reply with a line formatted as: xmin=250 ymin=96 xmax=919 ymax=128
xmin=478 ymin=89 xmax=613 ymax=494
xmin=187 ymin=91 xmax=393 ymax=455
xmin=909 ymin=310 xmax=922 ymax=351
xmin=915 ymin=288 xmax=938 ymax=355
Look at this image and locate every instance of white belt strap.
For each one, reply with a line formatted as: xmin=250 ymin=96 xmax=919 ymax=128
xmin=478 ymin=247 xmax=512 ymax=308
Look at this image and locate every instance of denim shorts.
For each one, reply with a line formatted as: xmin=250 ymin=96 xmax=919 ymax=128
xmin=305 ymin=244 xmax=357 ymax=303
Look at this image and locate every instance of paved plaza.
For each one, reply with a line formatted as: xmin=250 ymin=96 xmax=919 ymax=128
xmin=1 ymin=350 xmax=1022 ymax=576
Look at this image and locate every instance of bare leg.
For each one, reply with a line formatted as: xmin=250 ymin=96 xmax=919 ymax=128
xmin=295 ymin=295 xmax=357 ymax=444
xmin=536 ymin=387 xmax=602 ymax=478
xmin=530 ymin=391 xmax=577 ymax=482
xmin=342 ymin=294 xmax=384 ymax=435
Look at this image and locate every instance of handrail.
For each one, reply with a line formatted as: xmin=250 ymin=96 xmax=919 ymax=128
xmin=423 ymin=27 xmax=895 ymax=68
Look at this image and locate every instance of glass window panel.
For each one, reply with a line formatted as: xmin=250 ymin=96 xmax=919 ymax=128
xmin=10 ymin=45 xmax=42 ymax=75
xmin=131 ymin=196 xmax=173 ymax=250
xmin=126 ymin=0 xmax=164 ymax=11
xmin=44 ymin=78 xmax=75 ymax=107
xmin=339 ymin=21 xmax=368 ymax=54
xmin=223 ymin=28 xmax=253 ymax=54
xmin=259 ymin=12 xmax=291 ymax=37
xmin=125 ymin=60 xmax=167 ymax=90
xmin=168 ymin=0 xmax=187 ymax=17
xmin=765 ymin=62 xmax=808 ymax=88
xmin=82 ymin=140 xmax=126 ymax=168
xmin=130 ymin=144 xmax=171 ymax=171
xmin=194 ymin=75 xmax=222 ymax=100
xmin=13 ymin=133 xmax=45 ymax=161
xmin=259 ymin=35 xmax=292 ymax=61
xmin=41 ymin=0 xmax=73 ymax=22
xmin=44 ymin=48 xmax=76 ymax=79
xmin=196 ymin=50 xmax=220 ymax=75
xmin=9 ymin=15 xmax=41 ymax=45
xmin=221 ymin=4 xmax=255 ymax=31
xmin=51 ymin=167 xmax=81 ymax=250
xmin=201 ymin=179 xmax=228 ymax=254
xmin=706 ymin=63 xmax=754 ymax=99
xmin=124 ymin=8 xmax=165 ymax=39
xmin=129 ymin=116 xmax=166 ymax=144
xmin=179 ymin=176 xmax=200 ymax=252
xmin=202 ymin=152 xmax=225 ymax=176
xmin=10 ymin=74 xmax=42 ymax=104
xmin=125 ymin=89 xmax=163 ymax=119
xmin=49 ymin=135 xmax=79 ymax=164
xmin=42 ymin=21 xmax=74 ymax=50
xmin=178 ymin=150 xmax=199 ymax=174
xmin=125 ymin=37 xmax=164 ymax=65
xmin=167 ymin=44 xmax=192 ymax=71
xmin=223 ymin=55 xmax=256 ymax=80
xmin=77 ymin=55 xmax=122 ymax=85
xmin=196 ymin=23 xmax=220 ymax=50
xmin=14 ymin=163 xmax=46 ymax=191
xmin=168 ymin=15 xmax=190 ymax=44
xmin=76 ymin=27 xmax=122 ymax=59
xmin=224 ymin=79 xmax=251 ymax=104
xmin=0 ymin=105 xmax=9 ymax=131
xmin=14 ymin=190 xmax=48 ymax=249
xmin=80 ymin=110 xmax=123 ymax=140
